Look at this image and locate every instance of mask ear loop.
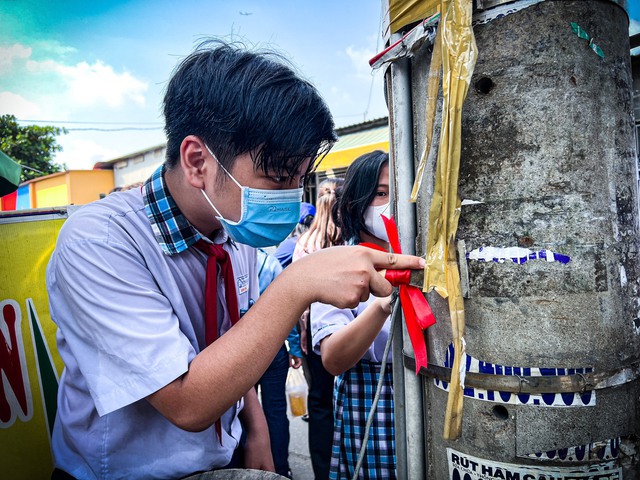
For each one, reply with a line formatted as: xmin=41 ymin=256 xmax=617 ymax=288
xmin=201 ymin=143 xmax=245 ymax=219
xmin=204 ymin=143 xmax=242 ymax=189
xmin=200 ymin=189 xmax=224 ymax=217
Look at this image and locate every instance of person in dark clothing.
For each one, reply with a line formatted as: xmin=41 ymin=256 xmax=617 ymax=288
xmin=292 ymin=178 xmax=343 ymax=480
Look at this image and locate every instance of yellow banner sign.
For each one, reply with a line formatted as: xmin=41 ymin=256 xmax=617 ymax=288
xmin=0 ymin=213 xmax=66 ymax=479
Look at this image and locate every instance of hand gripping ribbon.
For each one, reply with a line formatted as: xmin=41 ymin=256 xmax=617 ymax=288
xmin=361 ymin=215 xmax=436 ymax=373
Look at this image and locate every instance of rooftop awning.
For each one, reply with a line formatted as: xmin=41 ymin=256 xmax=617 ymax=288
xmin=316 ymin=125 xmax=389 ymax=172
xmin=0 ymin=150 xmax=22 ymax=197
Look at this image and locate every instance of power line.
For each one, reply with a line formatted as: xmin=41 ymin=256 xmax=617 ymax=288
xmin=17 ymin=119 xmax=163 ymax=126
xmin=20 ymin=164 xmax=45 ymax=174
xmin=15 ymin=119 xmax=164 ymax=132
xmin=333 ymin=113 xmax=368 ymax=119
xmin=363 ymin=6 xmax=384 ymax=122
xmin=66 ymin=127 xmax=164 ymax=132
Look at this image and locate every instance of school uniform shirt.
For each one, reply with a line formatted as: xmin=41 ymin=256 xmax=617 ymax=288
xmin=310 ymin=296 xmax=396 ymax=479
xmin=309 ymin=296 xmax=393 ymax=364
xmin=46 ymin=165 xmax=259 ymax=480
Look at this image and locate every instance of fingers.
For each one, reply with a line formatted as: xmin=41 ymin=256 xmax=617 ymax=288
xmin=368 ymin=267 xmax=394 ymax=298
xmin=367 ymin=248 xmax=425 ymax=271
xmin=289 ymin=356 xmax=302 ymax=368
xmin=357 ymin=246 xmax=424 ymax=298
xmin=378 ymin=295 xmax=393 ymax=315
xmin=298 ymin=245 xmax=424 ymax=308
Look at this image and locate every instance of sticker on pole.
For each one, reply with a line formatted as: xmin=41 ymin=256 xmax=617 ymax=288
xmin=435 ymin=343 xmax=596 ymax=407
xmin=448 ymin=449 xmax=622 ymax=480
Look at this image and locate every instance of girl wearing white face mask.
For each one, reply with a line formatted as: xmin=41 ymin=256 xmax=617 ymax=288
xmin=309 ymin=151 xmax=396 ymax=480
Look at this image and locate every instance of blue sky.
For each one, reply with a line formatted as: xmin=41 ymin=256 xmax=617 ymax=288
xmin=0 ymin=1 xmax=639 ymax=170
xmin=0 ymin=1 xmax=388 ymax=170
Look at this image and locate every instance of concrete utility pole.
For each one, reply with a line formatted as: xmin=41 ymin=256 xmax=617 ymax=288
xmin=390 ymin=0 xmax=640 ymax=477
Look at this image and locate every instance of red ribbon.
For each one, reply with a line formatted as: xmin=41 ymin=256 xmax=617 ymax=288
xmin=361 ymin=215 xmax=436 ymax=374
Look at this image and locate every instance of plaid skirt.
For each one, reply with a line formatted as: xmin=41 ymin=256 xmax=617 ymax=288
xmin=329 ymin=360 xmax=396 ymax=480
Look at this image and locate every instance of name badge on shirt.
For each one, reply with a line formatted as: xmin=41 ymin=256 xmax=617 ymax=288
xmin=237 ymin=274 xmax=249 ymax=295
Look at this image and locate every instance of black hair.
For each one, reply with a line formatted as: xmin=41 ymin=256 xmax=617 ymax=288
xmin=300 ymin=214 xmax=315 ymax=228
xmin=335 ymin=150 xmax=389 ymax=244
xmin=163 ymin=40 xmax=337 ymax=180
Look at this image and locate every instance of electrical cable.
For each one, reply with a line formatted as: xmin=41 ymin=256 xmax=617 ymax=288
xmin=362 ymin=4 xmax=384 ymax=122
xmin=15 ymin=119 xmax=164 ymax=132
xmin=351 ymin=288 xmax=400 ymax=480
xmin=65 ymin=127 xmax=163 ymax=132
xmin=20 ymin=164 xmax=45 ymax=174
xmin=17 ymin=119 xmax=163 ymax=126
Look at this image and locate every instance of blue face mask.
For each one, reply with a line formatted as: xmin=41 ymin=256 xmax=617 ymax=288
xmin=201 ymin=145 xmax=303 ymax=248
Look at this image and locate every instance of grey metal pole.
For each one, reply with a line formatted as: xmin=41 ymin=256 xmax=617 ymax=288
xmin=389 ymin=46 xmax=427 ymax=479
xmin=418 ymin=0 xmax=639 ymax=477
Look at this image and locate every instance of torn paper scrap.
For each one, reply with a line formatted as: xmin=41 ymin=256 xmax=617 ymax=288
xmin=467 ymin=246 xmax=571 ymax=264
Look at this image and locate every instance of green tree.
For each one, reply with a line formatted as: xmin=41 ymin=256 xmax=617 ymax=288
xmin=0 ymin=114 xmax=67 ymax=182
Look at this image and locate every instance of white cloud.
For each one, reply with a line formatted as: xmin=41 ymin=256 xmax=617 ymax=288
xmin=1 ymin=42 xmax=149 ymax=116
xmin=33 ymin=39 xmax=77 ymax=57
xmin=54 ymin=128 xmax=166 ymax=171
xmin=55 ymin=136 xmax=120 ymax=170
xmin=328 ymin=43 xmax=387 ymax=124
xmin=27 ymin=58 xmax=148 ymax=109
xmin=345 ymin=45 xmax=377 ymax=79
xmin=0 ymin=91 xmax=42 ymax=117
xmin=59 ymin=61 xmax=147 ymax=108
xmin=330 ymin=86 xmax=351 ymax=102
xmin=0 ymin=44 xmax=32 ymax=74
xmin=0 ymin=41 xmax=157 ymax=170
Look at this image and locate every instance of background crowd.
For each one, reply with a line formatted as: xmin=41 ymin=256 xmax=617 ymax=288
xmin=258 ymin=151 xmax=396 ymax=480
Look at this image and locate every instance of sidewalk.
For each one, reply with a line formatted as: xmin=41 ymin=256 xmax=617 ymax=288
xmin=288 ymin=413 xmax=314 ymax=480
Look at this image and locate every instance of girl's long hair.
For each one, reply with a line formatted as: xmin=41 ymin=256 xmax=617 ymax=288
xmin=300 ymin=178 xmax=344 ymax=252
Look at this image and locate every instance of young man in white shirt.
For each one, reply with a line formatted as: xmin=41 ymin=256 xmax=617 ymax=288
xmin=46 ymin=41 xmax=424 ymax=479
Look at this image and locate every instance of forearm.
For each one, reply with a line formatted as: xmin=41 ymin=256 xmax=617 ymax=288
xmin=320 ymin=299 xmax=390 ymax=376
xmin=240 ymin=387 xmax=274 ymax=471
xmin=239 ymin=387 xmax=268 ymax=435
xmin=147 ymin=246 xmax=422 ymax=431
xmin=147 ymin=269 xmax=310 ymax=431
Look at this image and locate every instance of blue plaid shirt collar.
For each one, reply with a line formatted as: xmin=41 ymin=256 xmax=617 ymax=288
xmin=143 ymin=165 xmax=206 ymax=255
